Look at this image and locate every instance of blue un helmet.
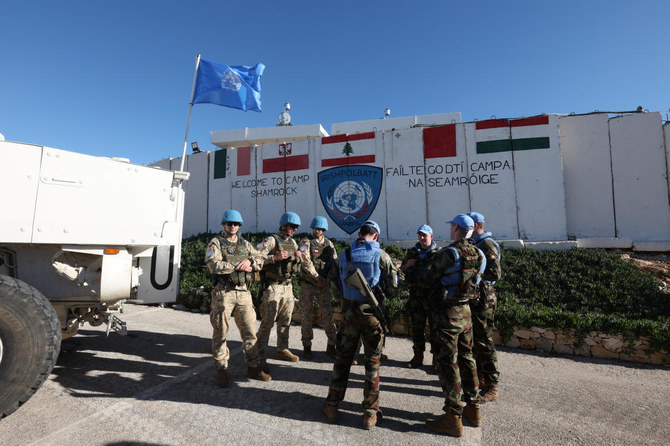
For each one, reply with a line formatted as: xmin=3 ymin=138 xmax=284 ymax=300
xmin=279 ymin=211 xmax=301 ymax=226
xmin=221 ymin=209 xmax=243 ymax=225
xmin=310 ymin=216 xmax=328 ymax=231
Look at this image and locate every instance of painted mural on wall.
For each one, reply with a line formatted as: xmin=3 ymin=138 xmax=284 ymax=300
xmin=160 ymin=112 xmax=670 ymax=249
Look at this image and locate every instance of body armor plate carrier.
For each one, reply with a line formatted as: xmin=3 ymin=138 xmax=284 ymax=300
xmin=215 ymin=235 xmax=259 ymax=286
xmin=439 ymin=239 xmax=486 ymax=302
xmin=264 ymin=234 xmax=301 ymax=281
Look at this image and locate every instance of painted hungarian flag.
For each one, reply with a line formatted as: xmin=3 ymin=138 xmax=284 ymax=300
xmin=476 ymin=116 xmax=551 ymax=154
xmin=320 ymin=132 xmax=376 ymax=167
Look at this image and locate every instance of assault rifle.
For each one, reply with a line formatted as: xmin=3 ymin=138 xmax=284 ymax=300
xmin=344 ymin=267 xmax=393 ymax=335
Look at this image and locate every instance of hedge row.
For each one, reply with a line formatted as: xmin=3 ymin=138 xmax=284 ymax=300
xmin=178 ymin=232 xmax=670 ymax=353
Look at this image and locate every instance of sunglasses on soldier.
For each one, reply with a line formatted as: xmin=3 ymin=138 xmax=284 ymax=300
xmin=225 ymin=222 xmax=241 ymax=227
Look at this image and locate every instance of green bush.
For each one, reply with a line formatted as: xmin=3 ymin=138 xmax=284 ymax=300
xmin=179 ymin=235 xmax=669 ymax=354
xmin=495 ymin=248 xmax=670 ymax=353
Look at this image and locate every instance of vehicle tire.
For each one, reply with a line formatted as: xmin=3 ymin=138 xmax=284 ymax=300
xmin=0 ymin=274 xmax=61 ymax=419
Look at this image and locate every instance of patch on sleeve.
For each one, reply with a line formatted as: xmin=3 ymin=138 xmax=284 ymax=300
xmin=256 ymin=243 xmax=264 ymax=249
xmin=206 ymin=250 xmax=214 ymax=258
xmin=299 ymin=245 xmax=307 ymax=252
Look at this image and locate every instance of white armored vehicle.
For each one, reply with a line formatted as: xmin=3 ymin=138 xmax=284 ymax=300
xmin=0 ymin=136 xmax=187 ymax=418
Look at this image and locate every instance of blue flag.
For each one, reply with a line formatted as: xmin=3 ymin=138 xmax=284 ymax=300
xmin=192 ymin=59 xmax=264 ymax=112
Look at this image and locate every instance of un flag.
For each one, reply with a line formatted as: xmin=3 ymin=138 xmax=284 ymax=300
xmin=193 ymin=58 xmax=264 ymax=112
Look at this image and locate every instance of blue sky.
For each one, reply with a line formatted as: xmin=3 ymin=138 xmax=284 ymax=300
xmin=1 ymin=0 xmax=668 ymax=166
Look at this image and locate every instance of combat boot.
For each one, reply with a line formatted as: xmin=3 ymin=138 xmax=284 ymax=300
xmin=247 ymin=366 xmax=272 ymax=382
xmin=215 ymin=367 xmax=229 ymax=388
xmin=363 ymin=412 xmax=378 ymax=430
xmin=426 ymin=412 xmax=464 ymax=437
xmin=326 ymin=344 xmax=337 ymax=359
xmin=260 ymin=360 xmax=271 ymax=374
xmin=303 ymin=345 xmax=312 ymax=360
xmin=407 ymin=350 xmax=424 ymax=368
xmin=480 ymin=384 xmax=498 ymax=403
xmin=462 ymin=402 xmax=481 ymax=427
xmin=275 ymin=349 xmax=300 ymax=362
xmin=323 ymin=404 xmax=338 ymax=424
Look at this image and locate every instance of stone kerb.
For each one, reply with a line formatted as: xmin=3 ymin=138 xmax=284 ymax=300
xmin=493 ymin=325 xmax=668 ymax=366
xmin=325 ymin=307 xmax=668 ymax=366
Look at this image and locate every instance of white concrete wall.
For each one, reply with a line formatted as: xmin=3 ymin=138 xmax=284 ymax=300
xmin=609 ymin=113 xmax=670 ymax=241
xmin=163 ymin=112 xmax=670 ymax=250
xmin=559 ymin=114 xmax=616 ymax=238
xmin=181 ymin=151 xmax=209 ymax=238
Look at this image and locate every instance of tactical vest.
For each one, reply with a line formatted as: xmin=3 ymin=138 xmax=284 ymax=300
xmin=340 ymin=240 xmax=382 ymax=302
xmin=309 ymin=236 xmax=335 ymax=277
xmin=474 ymin=232 xmax=502 ymax=284
xmin=264 ymin=234 xmax=301 ymax=281
xmin=439 ymin=239 xmax=486 ymax=302
xmin=404 ymin=242 xmax=437 ymax=289
xmin=215 ymin=235 xmax=260 ymax=286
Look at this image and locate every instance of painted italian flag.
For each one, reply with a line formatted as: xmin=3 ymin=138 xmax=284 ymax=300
xmin=320 ymin=132 xmax=376 ymax=167
xmin=476 ymin=115 xmax=550 ymax=154
xmin=213 ymin=146 xmax=254 ymax=179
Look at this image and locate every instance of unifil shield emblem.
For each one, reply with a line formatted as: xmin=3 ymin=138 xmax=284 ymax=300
xmin=317 ymin=165 xmax=383 ymax=234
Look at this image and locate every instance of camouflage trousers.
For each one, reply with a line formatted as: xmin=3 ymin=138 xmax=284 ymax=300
xmin=432 ymin=301 xmax=480 ymax=415
xmin=406 ymin=294 xmax=436 ymax=353
xmin=256 ymin=283 xmax=295 ymax=359
xmin=470 ymin=285 xmax=500 ymax=384
xmin=325 ymin=302 xmax=384 ymax=417
xmin=299 ymin=282 xmax=337 ymax=348
xmin=210 ymin=286 xmax=260 ymax=369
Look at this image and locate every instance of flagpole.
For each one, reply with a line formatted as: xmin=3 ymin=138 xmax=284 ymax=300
xmin=179 ymin=54 xmax=202 ymax=172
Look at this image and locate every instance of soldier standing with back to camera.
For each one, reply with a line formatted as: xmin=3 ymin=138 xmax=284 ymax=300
xmin=467 ymin=211 xmax=502 ymax=403
xmin=298 ymin=216 xmax=338 ymax=360
xmin=421 ymin=214 xmax=486 ymax=437
xmin=401 ymin=224 xmax=440 ymax=369
xmin=205 ymin=209 xmax=271 ymax=387
xmin=255 ymin=212 xmax=320 ymax=372
xmin=323 ymin=220 xmax=398 ymax=430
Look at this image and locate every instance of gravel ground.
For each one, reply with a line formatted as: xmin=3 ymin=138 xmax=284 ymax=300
xmin=1 ymin=303 xmax=668 ymax=446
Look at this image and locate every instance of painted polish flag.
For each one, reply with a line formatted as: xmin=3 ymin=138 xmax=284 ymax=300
xmin=320 ymin=132 xmax=376 ymax=167
xmin=261 ymin=142 xmax=309 ymax=174
xmin=476 ymin=116 xmax=551 ymax=154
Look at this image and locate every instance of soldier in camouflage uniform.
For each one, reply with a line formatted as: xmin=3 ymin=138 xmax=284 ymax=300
xmin=401 ymin=224 xmax=440 ymax=368
xmin=420 ymin=214 xmax=486 ymax=437
xmin=205 ymin=210 xmax=271 ymax=387
xmin=255 ymin=212 xmax=320 ymax=370
xmin=324 ymin=220 xmax=398 ymax=430
xmin=298 ymin=216 xmax=338 ymax=360
xmin=467 ymin=212 xmax=502 ymax=403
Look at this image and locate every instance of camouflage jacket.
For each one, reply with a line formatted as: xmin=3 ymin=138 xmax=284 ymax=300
xmin=205 ymin=234 xmax=264 ymax=290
